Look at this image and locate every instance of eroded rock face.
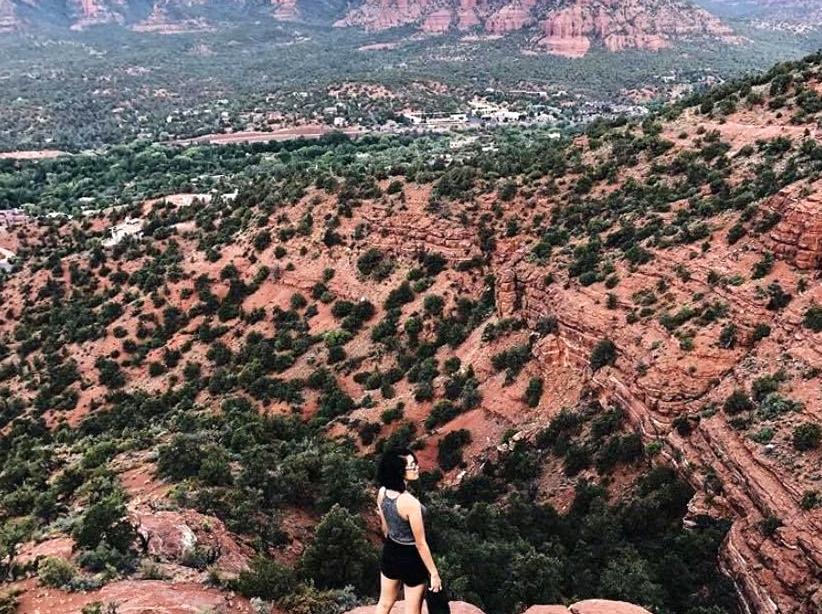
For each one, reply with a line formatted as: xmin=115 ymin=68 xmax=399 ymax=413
xmin=134 ymin=509 xmax=252 ymax=574
xmin=537 ymin=0 xmax=735 ymax=56
xmin=336 ymin=0 xmax=735 ymax=55
xmin=766 ymin=180 xmax=822 ymax=270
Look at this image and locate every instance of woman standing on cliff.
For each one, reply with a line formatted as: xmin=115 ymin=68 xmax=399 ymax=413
xmin=374 ymin=448 xmax=442 ymax=614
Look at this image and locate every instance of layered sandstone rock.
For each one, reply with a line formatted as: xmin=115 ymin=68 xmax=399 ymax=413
xmin=66 ymin=0 xmax=126 ymax=29
xmin=132 ymin=3 xmax=214 ymax=34
xmin=423 ymin=6 xmax=453 ymax=32
xmin=335 ymin=0 xmax=443 ymax=31
xmin=491 ymin=237 xmax=822 ymax=613
xmin=484 ymin=0 xmax=535 ymax=33
xmin=337 ymin=0 xmax=735 ymax=54
xmin=766 ymin=181 xmax=822 ymax=270
xmin=537 ymin=0 xmax=735 ymax=56
xmin=271 ymin=0 xmax=300 ymax=21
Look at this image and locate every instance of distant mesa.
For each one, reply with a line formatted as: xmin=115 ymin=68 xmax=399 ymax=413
xmin=335 ymin=0 xmax=738 ymax=56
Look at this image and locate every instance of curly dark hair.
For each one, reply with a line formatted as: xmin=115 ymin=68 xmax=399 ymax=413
xmin=377 ymin=448 xmax=416 ymax=492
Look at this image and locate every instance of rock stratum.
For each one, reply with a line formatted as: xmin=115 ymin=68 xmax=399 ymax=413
xmin=336 ymin=0 xmax=737 ymax=56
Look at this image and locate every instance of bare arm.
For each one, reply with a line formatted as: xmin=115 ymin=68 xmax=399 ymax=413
xmin=376 ymin=487 xmax=388 ymax=538
xmin=406 ymin=496 xmax=441 ymax=590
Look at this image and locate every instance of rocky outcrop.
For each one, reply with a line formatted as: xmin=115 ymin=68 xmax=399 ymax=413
xmin=492 ymin=231 xmax=822 ymax=613
xmin=134 ymin=509 xmax=253 ymax=574
xmin=65 ymin=0 xmax=126 ymax=29
xmin=336 ymin=0 xmax=735 ymax=54
xmin=766 ymin=181 xmax=822 ymax=270
xmin=484 ymin=0 xmax=535 ymax=33
xmin=537 ymin=0 xmax=736 ymax=56
xmin=346 ymin=600 xmax=653 ymax=614
xmin=423 ymin=6 xmax=453 ymax=32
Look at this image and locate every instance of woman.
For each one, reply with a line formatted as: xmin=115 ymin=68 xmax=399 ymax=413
xmin=375 ymin=448 xmax=442 ymax=614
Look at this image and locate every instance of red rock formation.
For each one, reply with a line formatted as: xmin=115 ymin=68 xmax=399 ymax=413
xmin=456 ymin=0 xmax=481 ymax=29
xmin=132 ymin=3 xmax=214 ymax=34
xmin=66 ymin=0 xmax=126 ymax=29
xmin=484 ymin=0 xmax=535 ymax=33
xmin=134 ymin=509 xmax=253 ymax=574
xmin=423 ymin=6 xmax=453 ymax=32
xmin=271 ymin=0 xmax=300 ymax=21
xmin=337 ymin=0 xmax=735 ymax=52
xmin=335 ymin=0 xmax=442 ymax=31
xmin=766 ymin=181 xmax=822 ymax=270
xmin=537 ymin=0 xmax=736 ymax=57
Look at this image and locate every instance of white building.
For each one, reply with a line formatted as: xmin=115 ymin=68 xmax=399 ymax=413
xmin=103 ymin=219 xmax=143 ymax=247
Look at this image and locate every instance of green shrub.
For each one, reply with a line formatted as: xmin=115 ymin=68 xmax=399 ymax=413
xmin=803 ymin=304 xmax=822 ymax=332
xmin=299 ymin=504 xmax=378 ymax=594
xmin=438 ymin=429 xmax=472 ymax=471
xmin=491 ymin=345 xmax=532 ymax=381
xmin=718 ymin=324 xmax=737 ymax=349
xmin=235 ymin=556 xmax=296 ymax=602
xmin=384 ymin=282 xmax=414 ymax=310
xmin=723 ymin=390 xmax=753 ymax=415
xmin=37 ymin=556 xmax=77 ymax=588
xmin=590 ymin=339 xmax=617 ymax=372
xmin=793 ymin=423 xmax=821 ymax=451
xmin=425 ymin=400 xmax=460 ymax=430
xmin=800 ymin=490 xmax=820 ymax=510
xmin=750 ymin=323 xmax=771 ymax=344
xmin=525 ymin=378 xmax=543 ymax=408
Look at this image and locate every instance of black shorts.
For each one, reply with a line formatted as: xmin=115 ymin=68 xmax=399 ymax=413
xmin=380 ymin=538 xmax=428 ymax=587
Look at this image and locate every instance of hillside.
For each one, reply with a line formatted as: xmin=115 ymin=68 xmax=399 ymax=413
xmin=2 ymin=53 xmax=822 ymax=613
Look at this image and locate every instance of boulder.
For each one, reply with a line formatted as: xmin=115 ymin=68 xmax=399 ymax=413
xmin=346 ymin=601 xmax=485 ymax=614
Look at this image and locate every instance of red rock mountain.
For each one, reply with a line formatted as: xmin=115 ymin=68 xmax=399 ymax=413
xmin=335 ymin=0 xmax=736 ymax=56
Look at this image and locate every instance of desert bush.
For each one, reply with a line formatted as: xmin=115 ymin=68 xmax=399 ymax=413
xmin=590 ymin=339 xmax=617 ymax=372
xmin=438 ymin=429 xmax=472 ymax=471
xmin=793 ymin=423 xmax=821 ymax=451
xmin=723 ymin=390 xmax=752 ymax=415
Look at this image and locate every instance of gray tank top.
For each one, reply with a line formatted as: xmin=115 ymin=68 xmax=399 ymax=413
xmin=381 ymin=490 xmax=426 ymax=545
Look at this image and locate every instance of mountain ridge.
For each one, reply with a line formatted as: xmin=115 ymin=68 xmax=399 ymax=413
xmin=336 ymin=0 xmax=737 ymax=57
xmin=0 ymin=0 xmax=740 ymax=57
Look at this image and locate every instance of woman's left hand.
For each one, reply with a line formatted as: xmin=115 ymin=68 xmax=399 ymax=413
xmin=430 ymin=572 xmax=442 ymax=592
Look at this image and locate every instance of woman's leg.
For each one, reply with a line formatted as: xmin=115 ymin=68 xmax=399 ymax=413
xmin=376 ymin=573 xmax=402 ymax=614
xmin=403 ymin=582 xmax=426 ymax=614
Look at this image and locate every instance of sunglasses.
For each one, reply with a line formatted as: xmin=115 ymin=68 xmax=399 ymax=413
xmin=405 ymin=460 xmax=419 ymax=470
